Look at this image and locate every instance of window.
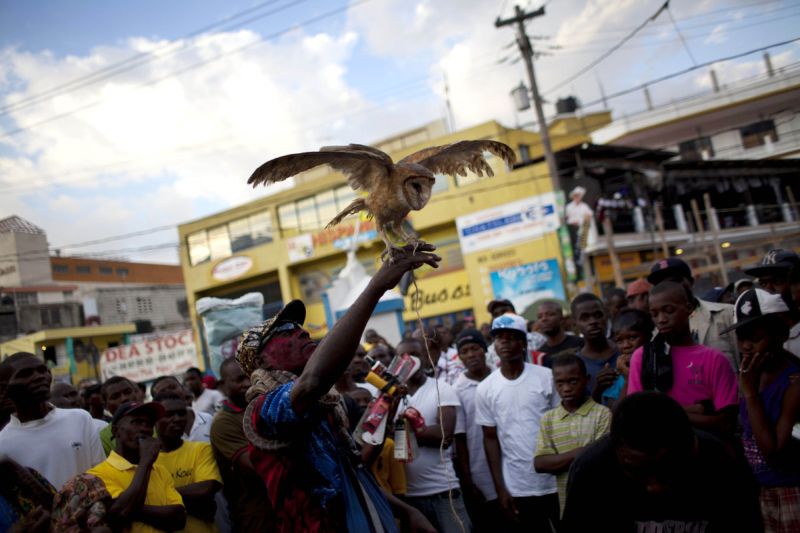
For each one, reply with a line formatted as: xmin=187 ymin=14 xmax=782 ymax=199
xmin=249 ymin=212 xmax=273 ymax=247
xmin=136 ymin=296 xmax=153 ymax=315
xmin=99 ymin=266 xmax=113 ymax=275
xmin=40 ymin=308 xmax=50 ymax=327
xmin=76 ymin=265 xmax=91 ymax=274
xmin=228 ymin=218 xmax=253 ymax=253
xmin=52 ymin=264 xmax=69 ymax=274
xmin=14 ymin=292 xmax=37 ymax=305
xmin=50 ymin=307 xmax=61 ymax=325
xmin=187 ymin=231 xmax=210 ymax=266
xmin=278 ymin=203 xmax=299 ymax=233
xmin=678 ymin=137 xmax=714 ymax=160
xmin=116 ymin=267 xmax=129 ymax=277
xmin=187 ymin=211 xmax=274 ymax=265
xmin=519 ymin=143 xmax=531 ymax=162
xmin=296 ymin=197 xmax=319 ymax=232
xmin=740 ymin=120 xmax=778 ymax=149
xmin=316 ymin=190 xmax=338 ymax=226
xmin=207 ymin=225 xmax=231 ymax=260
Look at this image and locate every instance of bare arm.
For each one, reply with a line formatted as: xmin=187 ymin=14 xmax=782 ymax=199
xmin=742 ymin=372 xmax=800 ymax=461
xmin=534 ymin=447 xmax=584 ymax=475
xmin=176 ymin=480 xmax=222 ymax=522
xmin=135 ymin=505 xmax=186 ymax=531
xmin=416 ymin=405 xmax=456 ymax=447
xmin=685 ymin=404 xmax=738 ymax=434
xmin=107 ymin=440 xmax=160 ymax=526
xmin=454 ymin=434 xmax=473 ymax=487
xmin=291 ymin=244 xmax=440 ymax=414
xmin=482 ymin=425 xmax=506 ymax=495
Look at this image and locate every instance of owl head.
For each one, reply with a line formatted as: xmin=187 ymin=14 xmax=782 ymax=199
xmin=403 ymin=175 xmax=435 ymax=210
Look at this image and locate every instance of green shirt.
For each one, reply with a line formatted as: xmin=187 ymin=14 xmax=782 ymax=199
xmin=535 ymin=398 xmax=611 ymax=516
xmin=99 ymin=423 xmax=115 ymax=456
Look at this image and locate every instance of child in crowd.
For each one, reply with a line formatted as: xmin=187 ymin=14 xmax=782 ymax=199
xmin=627 ymin=281 xmax=739 ymax=436
xmin=725 ymin=288 xmax=800 ymax=533
xmin=602 ymin=309 xmax=653 ymax=407
xmin=534 ymin=354 xmax=611 ymax=518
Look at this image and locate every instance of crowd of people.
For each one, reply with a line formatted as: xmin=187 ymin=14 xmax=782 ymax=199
xmin=0 ymin=243 xmax=798 ymax=533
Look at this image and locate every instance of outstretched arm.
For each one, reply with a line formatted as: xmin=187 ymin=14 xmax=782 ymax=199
xmin=291 ymin=244 xmax=440 ymax=414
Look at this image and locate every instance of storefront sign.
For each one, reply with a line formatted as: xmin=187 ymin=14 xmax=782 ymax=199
xmin=287 ymin=234 xmax=314 ymax=263
xmin=402 ymin=270 xmax=472 ymax=320
xmin=489 ymin=258 xmax=566 ymax=318
xmin=212 ymin=256 xmax=253 ymax=281
xmin=456 ymin=192 xmax=559 ymax=254
xmin=100 ymin=329 xmax=198 ymax=382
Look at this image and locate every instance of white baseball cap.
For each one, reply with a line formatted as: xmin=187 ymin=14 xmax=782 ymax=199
xmin=491 ymin=313 xmax=527 ymax=338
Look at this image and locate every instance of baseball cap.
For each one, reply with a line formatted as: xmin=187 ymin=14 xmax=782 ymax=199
xmin=455 ymin=328 xmax=488 ymax=352
xmin=626 ymin=278 xmax=652 ymax=297
xmin=487 ymin=299 xmax=515 ymax=315
xmin=647 ymin=258 xmax=694 ymax=286
xmin=111 ymin=401 xmax=165 ymax=426
xmin=490 ymin=313 xmax=527 ymax=339
xmin=744 ymin=249 xmax=800 ymax=278
xmin=720 ymin=288 xmax=790 ymax=334
xmin=236 ymin=300 xmax=306 ymax=376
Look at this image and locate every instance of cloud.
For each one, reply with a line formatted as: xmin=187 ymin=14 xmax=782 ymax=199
xmin=0 ymin=26 xmax=438 ymax=262
xmin=704 ymin=24 xmax=727 ymax=45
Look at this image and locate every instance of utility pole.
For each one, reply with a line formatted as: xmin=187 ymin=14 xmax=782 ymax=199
xmin=496 ymin=5 xmax=560 ymax=192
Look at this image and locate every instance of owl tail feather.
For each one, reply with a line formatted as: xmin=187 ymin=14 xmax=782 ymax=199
xmin=326 ymin=198 xmax=368 ymax=228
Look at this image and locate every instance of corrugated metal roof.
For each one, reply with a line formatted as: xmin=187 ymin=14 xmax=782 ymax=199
xmin=0 ymin=215 xmax=45 ymax=235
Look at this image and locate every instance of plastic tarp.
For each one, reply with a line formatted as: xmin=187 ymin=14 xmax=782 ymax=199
xmin=196 ymin=292 xmax=264 ymax=377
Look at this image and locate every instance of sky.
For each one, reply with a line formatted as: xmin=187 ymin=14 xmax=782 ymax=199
xmin=0 ymin=0 xmax=798 ymax=264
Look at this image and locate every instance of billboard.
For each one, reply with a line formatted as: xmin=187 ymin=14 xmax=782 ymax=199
xmin=100 ymin=329 xmax=198 ymax=382
xmin=455 ymin=192 xmax=559 ymax=254
xmin=489 ymin=258 xmax=566 ymax=318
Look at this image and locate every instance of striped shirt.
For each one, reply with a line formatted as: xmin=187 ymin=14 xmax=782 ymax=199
xmin=534 ymin=398 xmax=611 ymax=516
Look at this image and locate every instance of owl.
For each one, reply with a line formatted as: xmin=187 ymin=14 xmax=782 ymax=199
xmin=248 ymin=140 xmax=516 ymax=259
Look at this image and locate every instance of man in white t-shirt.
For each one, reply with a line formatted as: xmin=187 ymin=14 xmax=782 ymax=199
xmin=0 ymin=352 xmax=106 ymax=489
xmin=396 ymin=338 xmax=471 ymax=533
xmin=184 ymin=367 xmax=224 ymax=416
xmin=452 ymin=328 xmax=496 ymax=531
xmin=475 ymin=313 xmax=559 ymax=532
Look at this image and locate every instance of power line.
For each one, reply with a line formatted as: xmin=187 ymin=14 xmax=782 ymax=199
xmin=666 ymin=3 xmax=697 ymax=66
xmin=0 ymin=0 xmax=377 ymax=140
xmin=0 ymin=0 xmax=298 ymax=117
xmin=543 ymin=0 xmax=670 ymax=95
xmin=579 ymin=36 xmax=800 ymax=109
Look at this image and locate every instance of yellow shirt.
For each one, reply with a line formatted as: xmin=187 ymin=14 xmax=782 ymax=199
xmin=87 ymin=451 xmax=184 ymax=533
xmin=370 ymin=438 xmax=407 ymax=496
xmin=156 ymin=441 xmax=222 ymax=533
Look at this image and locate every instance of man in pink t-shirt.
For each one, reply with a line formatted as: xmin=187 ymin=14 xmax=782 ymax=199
xmin=626 ymin=282 xmax=738 ymax=435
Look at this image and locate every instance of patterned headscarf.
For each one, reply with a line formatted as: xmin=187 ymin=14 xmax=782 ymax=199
xmin=236 ymin=300 xmax=306 ymax=377
xmin=50 ymin=474 xmax=110 ymax=533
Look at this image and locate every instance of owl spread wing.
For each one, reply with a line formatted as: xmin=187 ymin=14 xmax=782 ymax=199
xmin=248 ymin=149 xmax=391 ymax=190
xmin=408 ymin=140 xmax=517 ymax=178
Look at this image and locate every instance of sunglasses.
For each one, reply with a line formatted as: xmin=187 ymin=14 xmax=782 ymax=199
xmin=258 ymin=321 xmax=302 ymax=352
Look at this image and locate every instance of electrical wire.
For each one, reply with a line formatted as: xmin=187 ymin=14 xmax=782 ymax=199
xmin=0 ymin=0 xmax=377 ymax=140
xmin=667 ymin=3 xmax=698 ymax=66
xmin=542 ymin=0 xmax=670 ymax=95
xmin=0 ymin=0 xmax=300 ymax=117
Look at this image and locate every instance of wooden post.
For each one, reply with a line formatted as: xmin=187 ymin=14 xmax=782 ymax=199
xmin=703 ymin=193 xmax=729 ymax=286
xmin=786 ymin=186 xmax=799 ymax=222
xmin=653 ymin=202 xmax=669 ymax=259
xmin=690 ymin=199 xmax=709 ymax=266
xmin=602 ymin=217 xmax=625 ymax=288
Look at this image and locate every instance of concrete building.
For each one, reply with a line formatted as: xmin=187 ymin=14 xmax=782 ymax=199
xmin=0 ymin=215 xmax=190 ymax=342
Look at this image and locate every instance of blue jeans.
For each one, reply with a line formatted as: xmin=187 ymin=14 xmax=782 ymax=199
xmin=404 ymin=490 xmax=473 ymax=533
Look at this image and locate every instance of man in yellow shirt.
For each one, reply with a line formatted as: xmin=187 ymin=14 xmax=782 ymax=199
xmin=153 ymin=392 xmax=222 ymax=532
xmin=87 ymin=401 xmax=186 ymax=533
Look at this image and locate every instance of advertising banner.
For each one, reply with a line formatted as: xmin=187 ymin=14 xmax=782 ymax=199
xmin=489 ymin=258 xmax=566 ymax=318
xmin=100 ymin=329 xmax=198 ymax=382
xmin=455 ymin=192 xmax=559 ymax=255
